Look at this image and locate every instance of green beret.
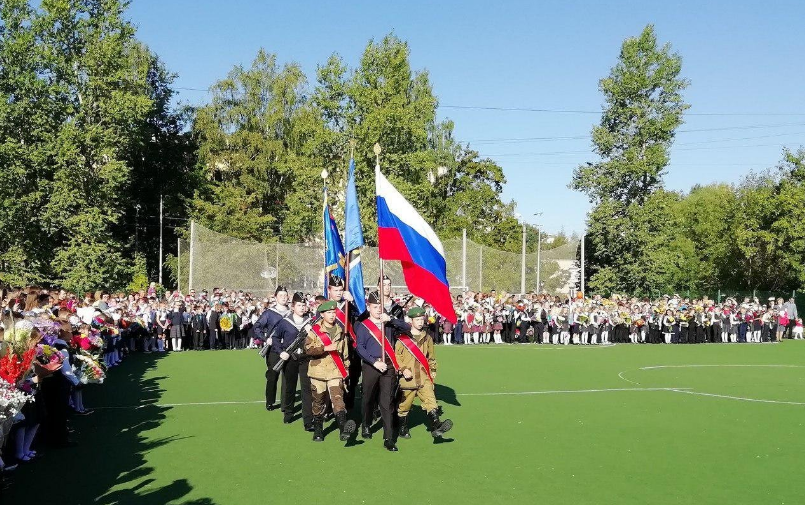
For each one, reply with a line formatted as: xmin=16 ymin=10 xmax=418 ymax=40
xmin=317 ymin=300 xmax=337 ymax=313
xmin=407 ymin=307 xmax=426 ymax=318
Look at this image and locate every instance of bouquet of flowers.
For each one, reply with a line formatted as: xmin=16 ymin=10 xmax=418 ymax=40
xmin=34 ymin=344 xmax=64 ymax=367
xmin=220 ymin=314 xmax=233 ymax=332
xmin=74 ymin=354 xmax=105 ymax=384
xmin=0 ymin=347 xmax=36 ymax=385
xmin=667 ymin=317 xmax=675 ymax=324
xmin=679 ymin=314 xmax=690 ymax=326
xmin=31 ymin=317 xmax=61 ymax=345
xmin=635 ymin=318 xmax=646 ymax=328
xmin=579 ymin=314 xmax=589 ymax=324
xmin=744 ymin=313 xmax=754 ymax=323
xmin=0 ymin=379 xmax=34 ymax=425
xmin=621 ymin=312 xmax=632 ymax=325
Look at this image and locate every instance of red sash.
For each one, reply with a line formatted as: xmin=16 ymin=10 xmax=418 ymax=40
xmin=335 ymin=307 xmax=357 ymax=348
xmin=397 ymin=334 xmax=434 ymax=383
xmin=362 ymin=319 xmax=400 ymax=371
xmin=310 ymin=324 xmax=348 ymax=379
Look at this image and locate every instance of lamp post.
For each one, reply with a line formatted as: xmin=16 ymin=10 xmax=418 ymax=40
xmin=533 ymin=212 xmax=543 ymax=293
xmin=515 ymin=213 xmax=525 ymax=295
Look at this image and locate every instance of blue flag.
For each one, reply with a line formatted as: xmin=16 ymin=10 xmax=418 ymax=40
xmin=344 ymin=158 xmax=366 ymax=314
xmin=323 ymin=191 xmax=346 ymax=286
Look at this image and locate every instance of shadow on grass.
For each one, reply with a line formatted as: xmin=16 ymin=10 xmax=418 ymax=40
xmin=2 ymin=353 xmax=216 ymax=505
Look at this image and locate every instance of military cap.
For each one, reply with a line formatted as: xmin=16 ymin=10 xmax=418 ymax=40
xmin=275 ymin=285 xmax=288 ymax=295
xmin=317 ymin=300 xmax=337 ymax=313
xmin=367 ymin=291 xmax=381 ymax=305
xmin=292 ymin=291 xmax=305 ymax=304
xmin=407 ymin=306 xmax=426 ymax=318
xmin=328 ymin=275 xmax=345 ymax=288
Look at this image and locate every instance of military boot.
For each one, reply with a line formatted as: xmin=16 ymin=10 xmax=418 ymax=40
xmin=427 ymin=409 xmax=453 ymax=438
xmin=312 ymin=417 xmax=324 ymax=442
xmin=336 ymin=411 xmax=356 ymax=442
xmin=398 ymin=415 xmax=411 ymax=439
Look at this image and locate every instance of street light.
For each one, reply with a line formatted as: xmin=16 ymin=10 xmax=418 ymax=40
xmin=533 ymin=212 xmax=543 ymax=293
xmin=515 ymin=213 xmax=525 ymax=294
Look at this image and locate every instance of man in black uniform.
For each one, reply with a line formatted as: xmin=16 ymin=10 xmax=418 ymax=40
xmin=355 ymin=291 xmax=400 ymax=452
xmin=256 ymin=286 xmax=290 ymax=412
xmin=271 ymin=292 xmax=315 ymax=431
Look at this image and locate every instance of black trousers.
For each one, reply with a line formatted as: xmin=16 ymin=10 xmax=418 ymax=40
xmin=193 ymin=330 xmax=205 ymax=349
xmin=266 ymin=353 xmax=313 ymax=427
xmin=265 ymin=351 xmax=282 ymax=407
xmin=208 ymin=329 xmax=219 ymax=349
xmin=344 ymin=347 xmax=362 ymax=411
xmin=361 ymin=362 xmax=396 ymax=441
xmin=296 ymin=358 xmax=313 ymax=427
xmin=533 ymin=322 xmax=545 ymax=343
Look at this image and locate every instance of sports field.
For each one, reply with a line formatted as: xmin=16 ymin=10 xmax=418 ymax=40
xmin=7 ymin=342 xmax=805 ymax=505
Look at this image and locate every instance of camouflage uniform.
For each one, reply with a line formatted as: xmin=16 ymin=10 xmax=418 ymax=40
xmin=389 ymin=312 xmax=452 ymax=439
xmin=304 ymin=320 xmax=350 ymax=416
xmin=395 ymin=328 xmax=438 ymax=415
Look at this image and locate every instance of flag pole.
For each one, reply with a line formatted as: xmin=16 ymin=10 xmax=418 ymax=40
xmin=344 ymin=140 xmax=356 ymax=334
xmin=374 ymin=142 xmax=385 ymax=367
xmin=322 ymin=168 xmax=329 ymax=292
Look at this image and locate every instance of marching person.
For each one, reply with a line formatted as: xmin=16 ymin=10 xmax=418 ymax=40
xmin=271 ymin=292 xmax=315 ymax=431
xmin=386 ymin=307 xmax=452 ymax=440
xmin=355 ymin=291 xmax=399 ymax=452
xmin=256 ymin=286 xmax=290 ymax=412
xmin=326 ymin=275 xmax=362 ymax=411
xmin=303 ymin=300 xmax=357 ymax=442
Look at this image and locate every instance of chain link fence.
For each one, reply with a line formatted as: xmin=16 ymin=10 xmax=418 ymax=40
xmin=179 ymin=221 xmax=580 ymax=297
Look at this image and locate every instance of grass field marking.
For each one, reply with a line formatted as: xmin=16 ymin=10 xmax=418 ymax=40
xmin=457 ymin=387 xmax=690 ymax=397
xmin=640 ymin=364 xmax=805 ymax=370
xmin=669 ymin=388 xmax=805 ymax=406
xmin=618 ymin=364 xmax=805 ymax=386
xmin=444 ymin=344 xmax=616 ymax=349
xmin=90 ymin=388 xmax=694 ymax=410
xmin=617 ymin=370 xmax=641 ymax=385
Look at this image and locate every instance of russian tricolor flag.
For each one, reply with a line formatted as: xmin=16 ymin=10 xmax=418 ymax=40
xmin=375 ymin=165 xmax=457 ymax=323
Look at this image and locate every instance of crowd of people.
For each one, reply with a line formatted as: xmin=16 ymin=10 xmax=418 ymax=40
xmin=1 ymin=280 xmax=801 ymax=468
xmin=446 ymin=292 xmax=802 ymax=345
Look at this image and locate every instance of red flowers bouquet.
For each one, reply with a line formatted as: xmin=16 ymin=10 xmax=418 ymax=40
xmin=0 ymin=348 xmax=36 ymax=385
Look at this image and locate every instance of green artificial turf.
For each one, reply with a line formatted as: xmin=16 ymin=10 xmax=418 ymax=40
xmin=7 ymin=342 xmax=805 ymax=505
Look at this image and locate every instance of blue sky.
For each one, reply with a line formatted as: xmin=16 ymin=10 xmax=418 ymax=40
xmin=127 ymin=0 xmax=805 ymax=235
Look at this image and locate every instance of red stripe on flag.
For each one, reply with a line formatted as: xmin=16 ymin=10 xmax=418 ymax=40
xmin=377 ymin=227 xmax=457 ymax=323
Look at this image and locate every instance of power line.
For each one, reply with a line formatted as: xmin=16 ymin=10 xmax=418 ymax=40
xmin=466 ymin=123 xmax=805 ymax=144
xmin=440 ymin=104 xmax=805 ymax=117
xmin=481 ymin=142 xmax=796 ymax=158
xmin=171 ymin=86 xmax=805 ymax=118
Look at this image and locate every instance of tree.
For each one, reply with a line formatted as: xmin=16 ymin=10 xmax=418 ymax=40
xmin=572 ymin=25 xmax=689 ymax=294
xmin=572 ymin=24 xmax=689 ymax=205
xmin=0 ymin=0 xmax=190 ymax=292
xmin=0 ymin=0 xmax=59 ymax=286
xmin=190 ymin=50 xmax=323 ymax=243
xmin=192 ymin=35 xmax=522 ymax=252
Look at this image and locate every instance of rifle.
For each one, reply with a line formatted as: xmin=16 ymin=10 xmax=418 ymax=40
xmin=271 ymin=314 xmax=321 ymax=372
xmin=389 ymin=295 xmax=415 ymax=319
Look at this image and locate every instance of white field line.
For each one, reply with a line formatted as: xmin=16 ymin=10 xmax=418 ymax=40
xmin=91 ymin=387 xmax=689 ymax=410
xmin=617 ymin=364 xmax=805 ymax=386
xmin=618 ymin=371 xmax=641 ymax=385
xmin=669 ymin=388 xmax=805 ymax=406
xmin=640 ymin=364 xmax=805 ymax=370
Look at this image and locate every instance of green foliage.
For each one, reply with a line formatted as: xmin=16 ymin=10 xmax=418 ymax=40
xmin=0 ymin=0 xmax=195 ymax=290
xmin=128 ymin=254 xmax=150 ymax=293
xmin=192 ymin=35 xmax=522 ymax=251
xmin=572 ymin=25 xmax=689 ymax=205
